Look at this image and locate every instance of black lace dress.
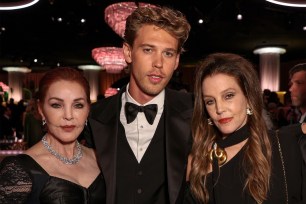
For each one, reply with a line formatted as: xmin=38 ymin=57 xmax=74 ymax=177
xmin=0 ymin=154 xmax=106 ymax=204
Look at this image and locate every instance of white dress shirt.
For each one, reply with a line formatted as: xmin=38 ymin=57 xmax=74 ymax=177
xmin=120 ymin=83 xmax=165 ymax=163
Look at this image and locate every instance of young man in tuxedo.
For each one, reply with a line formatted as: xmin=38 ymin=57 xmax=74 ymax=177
xmin=85 ymin=6 xmax=193 ymax=204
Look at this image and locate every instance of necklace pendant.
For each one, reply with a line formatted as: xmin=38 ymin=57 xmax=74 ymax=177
xmin=209 ymin=143 xmax=227 ymax=166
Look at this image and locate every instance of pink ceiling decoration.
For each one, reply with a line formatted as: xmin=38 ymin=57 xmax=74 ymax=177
xmin=104 ymin=87 xmax=119 ymax=98
xmin=104 ymin=2 xmax=156 ymax=38
xmin=0 ymin=82 xmax=9 ymax=92
xmin=92 ymin=47 xmax=127 ymax=74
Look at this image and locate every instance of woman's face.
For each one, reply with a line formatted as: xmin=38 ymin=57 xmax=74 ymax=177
xmin=202 ymin=73 xmax=249 ymax=136
xmin=39 ymin=80 xmax=90 ymax=143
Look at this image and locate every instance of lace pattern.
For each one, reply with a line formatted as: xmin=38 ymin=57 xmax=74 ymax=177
xmin=0 ymin=156 xmax=32 ymax=204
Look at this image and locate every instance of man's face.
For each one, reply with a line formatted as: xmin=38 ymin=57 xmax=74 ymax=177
xmin=289 ymin=70 xmax=306 ymax=112
xmin=123 ymin=24 xmax=180 ymax=104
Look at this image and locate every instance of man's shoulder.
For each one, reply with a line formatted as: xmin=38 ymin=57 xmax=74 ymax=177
xmin=165 ymin=88 xmax=194 ymax=104
xmin=90 ymin=94 xmax=120 ymax=116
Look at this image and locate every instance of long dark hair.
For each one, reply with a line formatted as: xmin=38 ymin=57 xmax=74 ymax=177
xmin=190 ymin=53 xmax=271 ymax=203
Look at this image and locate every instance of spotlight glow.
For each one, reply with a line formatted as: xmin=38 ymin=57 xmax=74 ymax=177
xmin=253 ymin=47 xmax=286 ymax=54
xmin=266 ymin=0 xmax=306 ymax=7
xmin=0 ymin=0 xmax=39 ymax=10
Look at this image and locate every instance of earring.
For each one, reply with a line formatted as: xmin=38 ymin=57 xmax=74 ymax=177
xmin=208 ymin=118 xmax=213 ymax=125
xmin=42 ymin=119 xmax=46 ymax=126
xmin=85 ymin=119 xmax=88 ymax=126
xmin=246 ymin=107 xmax=253 ymax=115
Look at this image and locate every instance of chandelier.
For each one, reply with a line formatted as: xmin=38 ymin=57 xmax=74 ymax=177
xmin=0 ymin=82 xmax=9 ymax=92
xmin=104 ymin=2 xmax=156 ymax=38
xmin=92 ymin=47 xmax=127 ymax=74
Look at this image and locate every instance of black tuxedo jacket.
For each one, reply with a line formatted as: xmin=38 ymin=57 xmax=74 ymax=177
xmin=86 ymin=87 xmax=194 ymax=204
xmin=299 ymin=116 xmax=306 ymax=164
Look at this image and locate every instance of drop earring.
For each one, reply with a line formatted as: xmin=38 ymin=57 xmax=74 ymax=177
xmin=246 ymin=107 xmax=253 ymax=115
xmin=42 ymin=119 xmax=46 ymax=126
xmin=208 ymin=118 xmax=213 ymax=125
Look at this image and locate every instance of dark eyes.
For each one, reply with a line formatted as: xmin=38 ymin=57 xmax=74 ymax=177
xmin=51 ymin=103 xmax=61 ymax=108
xmin=143 ymin=48 xmax=152 ymax=53
xmin=74 ymin=103 xmax=84 ymax=109
xmin=225 ymin=93 xmax=235 ymax=99
xmin=204 ymin=92 xmax=235 ymax=106
xmin=50 ymin=103 xmax=84 ymax=109
xmin=204 ymin=100 xmax=214 ymax=106
xmin=142 ymin=48 xmax=175 ymax=58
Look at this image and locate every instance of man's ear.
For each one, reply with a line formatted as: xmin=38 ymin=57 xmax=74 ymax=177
xmin=174 ymin=54 xmax=180 ymax=71
xmin=123 ymin=42 xmax=132 ymax=63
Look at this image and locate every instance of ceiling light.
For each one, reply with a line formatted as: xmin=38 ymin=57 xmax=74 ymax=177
xmin=104 ymin=2 xmax=156 ymax=38
xmin=0 ymin=0 xmax=39 ymax=10
xmin=265 ymin=0 xmax=306 ymax=7
xmin=78 ymin=65 xmax=104 ymax=71
xmin=2 ymin=67 xmax=31 ymax=73
xmin=237 ymin=14 xmax=243 ymax=20
xmin=92 ymin=47 xmax=127 ymax=74
xmin=253 ymin=47 xmax=286 ymax=54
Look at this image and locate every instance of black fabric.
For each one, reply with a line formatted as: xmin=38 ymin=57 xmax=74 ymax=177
xmin=0 ymin=154 xmax=106 ymax=204
xmin=116 ymin=113 xmax=169 ymax=204
xmin=298 ymin=119 xmax=306 ymax=164
xmin=216 ymin=125 xmax=249 ymax=148
xmin=125 ymin=102 xmax=158 ymax=125
xmin=211 ymin=125 xmax=250 ymax=204
xmin=86 ymin=87 xmax=194 ymax=204
xmin=299 ymin=137 xmax=306 ymax=164
xmin=183 ymin=124 xmax=306 ymax=204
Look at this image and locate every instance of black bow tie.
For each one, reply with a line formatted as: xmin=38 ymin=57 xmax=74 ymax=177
xmin=125 ymin=102 xmax=158 ymax=125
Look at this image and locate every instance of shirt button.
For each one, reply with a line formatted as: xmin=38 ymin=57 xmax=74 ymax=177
xmin=137 ymin=188 xmax=142 ymax=194
xmin=139 ymin=148 xmax=143 ymax=151
xmin=138 ymin=171 xmax=143 ymax=176
xmin=140 ymin=125 xmax=143 ymax=128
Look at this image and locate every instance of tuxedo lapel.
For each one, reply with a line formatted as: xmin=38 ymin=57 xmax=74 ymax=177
xmin=164 ymin=89 xmax=193 ymax=204
xmin=89 ymin=91 xmax=124 ymax=204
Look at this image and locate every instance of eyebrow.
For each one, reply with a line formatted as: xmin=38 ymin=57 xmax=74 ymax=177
xmin=203 ymin=88 xmax=236 ymax=97
xmin=140 ymin=43 xmax=178 ymax=53
xmin=48 ymin=97 xmax=86 ymax=102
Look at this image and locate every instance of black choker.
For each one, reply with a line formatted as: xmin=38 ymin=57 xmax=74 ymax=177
xmin=208 ymin=125 xmax=249 ymax=166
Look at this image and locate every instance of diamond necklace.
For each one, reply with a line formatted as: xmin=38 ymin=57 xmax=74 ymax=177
xmin=41 ymin=135 xmax=83 ymax=165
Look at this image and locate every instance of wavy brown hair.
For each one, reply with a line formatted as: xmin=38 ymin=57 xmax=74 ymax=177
xmin=190 ymin=53 xmax=272 ymax=203
xmin=124 ymin=6 xmax=190 ymax=53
